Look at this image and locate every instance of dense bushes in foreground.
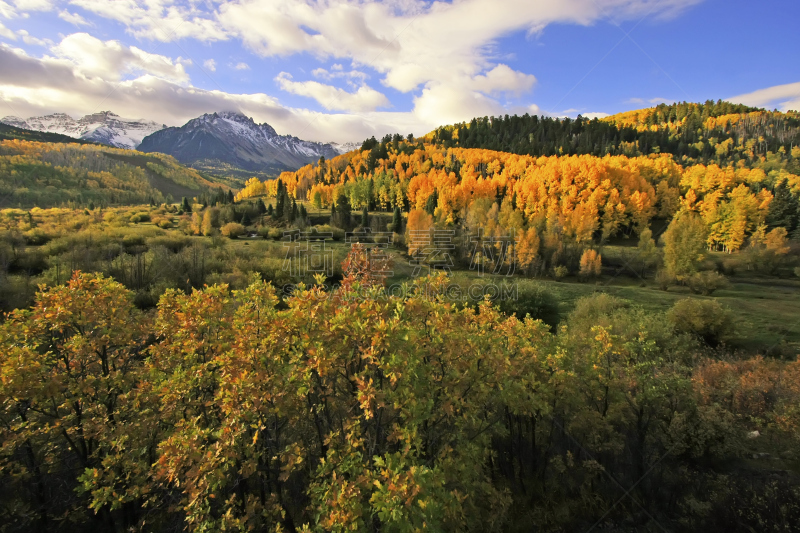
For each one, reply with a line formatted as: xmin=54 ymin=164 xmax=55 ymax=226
xmin=1 ymin=250 xmax=798 ymax=532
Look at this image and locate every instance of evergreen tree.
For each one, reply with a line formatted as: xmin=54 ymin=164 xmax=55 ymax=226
xmin=766 ymin=179 xmax=799 ymax=232
xmin=289 ymin=199 xmax=298 ymax=223
xmin=275 ymin=181 xmax=286 ymax=219
xmin=361 ymin=205 xmax=369 ymax=228
xmin=391 ymin=206 xmax=402 ymax=233
xmin=267 ymin=203 xmax=274 ymax=217
xmin=299 ymin=203 xmax=308 ymax=221
xmin=227 ymin=190 xmax=235 ymax=204
xmin=367 ymin=178 xmax=375 ymax=210
xmin=241 ymin=212 xmax=252 ymax=226
xmin=330 ymin=203 xmax=337 ymax=226
xmin=425 ymin=190 xmax=438 ymax=216
xmin=256 ymin=198 xmax=267 ymax=214
xmin=181 ymin=197 xmax=192 ymax=213
xmin=334 ymin=194 xmax=351 ymax=229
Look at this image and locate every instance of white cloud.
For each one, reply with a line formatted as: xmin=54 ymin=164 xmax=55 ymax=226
xmin=276 ymin=72 xmax=390 ymax=112
xmin=59 ymin=10 xmax=91 ymax=26
xmin=12 ymin=0 xmax=52 ymax=11
xmin=412 ymin=83 xmax=505 ymax=126
xmin=52 ymin=33 xmax=191 ymax=83
xmin=203 ymin=58 xmax=216 ymax=72
xmin=0 ymin=1 xmax=17 ymax=19
xmin=0 ymin=43 xmax=436 ymax=143
xmin=582 ymin=112 xmax=609 ymax=119
xmin=233 ymin=61 xmax=249 ymax=70
xmin=217 ymin=0 xmax=700 ymax=95
xmin=0 ymin=0 xmax=708 ymax=142
xmin=470 ymin=64 xmax=536 ymax=95
xmin=729 ymin=81 xmax=800 ymax=112
xmin=17 ymin=28 xmax=48 ymax=45
xmin=69 ymin=0 xmax=227 ymax=42
xmin=0 ymin=20 xmax=14 ymax=39
xmin=312 ymin=67 xmax=368 ymax=83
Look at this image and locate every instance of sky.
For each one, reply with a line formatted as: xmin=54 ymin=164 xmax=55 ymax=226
xmin=0 ymin=0 xmax=798 ymax=144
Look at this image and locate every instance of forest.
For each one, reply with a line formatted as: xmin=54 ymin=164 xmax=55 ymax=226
xmin=1 ymin=102 xmax=800 ymax=532
xmin=0 ymin=140 xmax=229 ymax=209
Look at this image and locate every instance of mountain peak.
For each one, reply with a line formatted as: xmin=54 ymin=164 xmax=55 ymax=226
xmin=0 ymin=111 xmax=164 ymax=149
xmin=139 ymin=111 xmax=340 ymax=175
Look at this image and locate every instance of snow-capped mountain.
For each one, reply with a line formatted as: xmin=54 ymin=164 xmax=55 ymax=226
xmin=137 ymin=111 xmax=341 ymax=174
xmin=330 ymin=141 xmax=362 ymax=154
xmin=0 ymin=112 xmax=165 ymax=150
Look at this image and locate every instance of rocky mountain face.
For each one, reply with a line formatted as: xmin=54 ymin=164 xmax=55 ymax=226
xmin=0 ymin=111 xmax=165 ymax=150
xmin=137 ymin=111 xmax=341 ymax=175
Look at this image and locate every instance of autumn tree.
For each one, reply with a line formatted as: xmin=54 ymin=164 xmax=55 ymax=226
xmin=579 ymin=248 xmax=602 ymax=279
xmin=636 ymin=226 xmax=660 ymax=278
xmin=662 ymin=210 xmax=708 ymax=282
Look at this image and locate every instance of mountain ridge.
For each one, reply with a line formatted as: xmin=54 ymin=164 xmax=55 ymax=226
xmin=137 ymin=111 xmax=341 ymax=177
xmin=0 ymin=111 xmax=165 ymax=150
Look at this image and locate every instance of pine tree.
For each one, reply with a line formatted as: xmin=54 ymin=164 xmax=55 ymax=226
xmin=299 ymin=203 xmax=308 ymax=221
xmin=425 ymin=190 xmax=438 ymax=216
xmin=289 ymin=199 xmax=298 ymax=223
xmin=361 ymin=205 xmax=369 ymax=228
xmin=390 ymin=206 xmax=402 ymax=233
xmin=267 ymin=203 xmax=274 ymax=217
xmin=241 ymin=212 xmax=252 ymax=226
xmin=335 ymin=194 xmax=351 ymax=229
xmin=766 ymin=179 xmax=799 ymax=232
xmin=367 ymin=178 xmax=375 ymax=210
xmin=275 ymin=181 xmax=285 ymax=219
xmin=181 ymin=197 xmax=192 ymax=213
xmin=256 ymin=198 xmax=267 ymax=214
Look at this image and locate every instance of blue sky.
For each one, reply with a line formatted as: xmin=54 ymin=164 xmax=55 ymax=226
xmin=0 ymin=0 xmax=797 ymax=143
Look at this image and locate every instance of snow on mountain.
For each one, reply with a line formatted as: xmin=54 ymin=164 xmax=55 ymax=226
xmin=0 ymin=111 xmax=165 ymax=150
xmin=137 ymin=111 xmax=341 ymax=174
xmin=330 ymin=141 xmax=362 ymax=154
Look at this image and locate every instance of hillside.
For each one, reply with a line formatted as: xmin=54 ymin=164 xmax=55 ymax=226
xmin=0 ymin=122 xmax=97 ymax=145
xmin=428 ymin=101 xmax=800 ymax=173
xmin=240 ymin=127 xmax=799 ymax=261
xmin=0 ymin=139 xmax=229 ymax=208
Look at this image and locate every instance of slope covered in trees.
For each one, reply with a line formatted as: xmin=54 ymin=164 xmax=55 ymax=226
xmin=429 ymin=101 xmax=800 ymax=172
xmin=0 ymin=140 xmax=229 ymax=208
xmin=238 ymin=133 xmax=799 ymax=280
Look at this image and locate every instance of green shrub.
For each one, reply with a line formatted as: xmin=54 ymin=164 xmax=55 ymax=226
xmin=552 ymin=265 xmax=568 ymax=280
xmin=655 ymin=269 xmax=674 ymax=290
xmin=495 ymin=281 xmax=561 ymax=329
xmin=23 ymin=228 xmax=50 ymax=245
xmin=667 ymin=298 xmax=736 ymax=347
xmin=687 ymin=271 xmax=729 ymax=296
xmin=129 ymin=212 xmax=151 ymax=224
